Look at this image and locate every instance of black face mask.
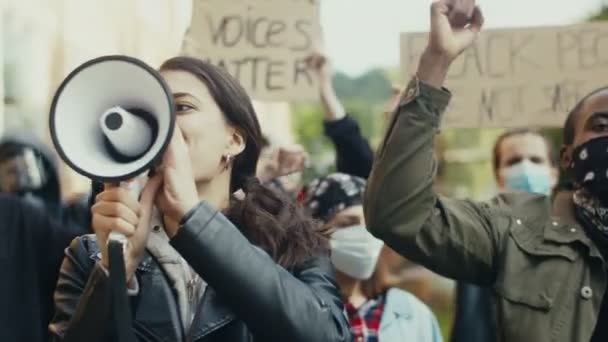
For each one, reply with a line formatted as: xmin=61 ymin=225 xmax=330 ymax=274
xmin=571 ymin=136 xmax=608 ymax=204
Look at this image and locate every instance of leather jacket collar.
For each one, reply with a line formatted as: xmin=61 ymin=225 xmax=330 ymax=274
xmin=90 ymin=251 xmax=237 ymax=341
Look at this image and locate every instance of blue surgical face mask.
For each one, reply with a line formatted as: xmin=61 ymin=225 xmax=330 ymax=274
xmin=502 ymin=160 xmax=553 ymax=195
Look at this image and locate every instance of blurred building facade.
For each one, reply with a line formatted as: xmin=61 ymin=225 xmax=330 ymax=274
xmin=2 ymin=0 xmax=295 ymax=199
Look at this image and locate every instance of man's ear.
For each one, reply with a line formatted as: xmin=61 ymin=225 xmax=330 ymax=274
xmin=560 ymin=145 xmax=573 ymax=171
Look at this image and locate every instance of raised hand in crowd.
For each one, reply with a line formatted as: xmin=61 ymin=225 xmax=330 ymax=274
xmin=306 ymin=50 xmax=346 ymax=121
xmin=417 ymin=0 xmax=483 ymax=88
xmin=257 ymin=144 xmax=309 ymax=184
xmin=305 ymin=50 xmax=375 ymax=179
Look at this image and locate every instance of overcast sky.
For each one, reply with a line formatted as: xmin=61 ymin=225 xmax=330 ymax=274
xmin=320 ymin=0 xmax=605 ymax=76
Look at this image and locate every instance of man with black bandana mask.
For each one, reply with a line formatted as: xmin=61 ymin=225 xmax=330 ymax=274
xmin=364 ymin=1 xmax=608 ymax=341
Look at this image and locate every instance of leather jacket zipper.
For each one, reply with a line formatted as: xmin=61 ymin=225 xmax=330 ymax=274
xmin=188 ymin=278 xmax=196 ymax=302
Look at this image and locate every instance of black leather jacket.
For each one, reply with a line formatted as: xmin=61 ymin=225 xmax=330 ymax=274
xmin=49 ymin=202 xmax=352 ymax=342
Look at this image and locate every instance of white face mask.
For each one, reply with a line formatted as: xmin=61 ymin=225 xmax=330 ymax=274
xmin=330 ymin=225 xmax=384 ymax=280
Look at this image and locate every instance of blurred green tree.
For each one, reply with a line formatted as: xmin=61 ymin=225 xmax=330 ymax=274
xmin=589 ymin=4 xmax=608 ymax=21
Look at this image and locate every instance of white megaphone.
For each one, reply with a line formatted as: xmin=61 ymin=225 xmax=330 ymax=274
xmin=49 ymin=55 xmax=175 ymax=245
xmin=50 ymin=55 xmax=175 ymax=181
xmin=49 ymin=56 xmax=174 ymax=341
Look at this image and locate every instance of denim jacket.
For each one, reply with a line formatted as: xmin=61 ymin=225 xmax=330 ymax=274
xmin=380 ymin=288 xmax=443 ymax=342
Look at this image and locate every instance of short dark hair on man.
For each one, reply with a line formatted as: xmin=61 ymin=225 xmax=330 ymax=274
xmin=563 ymin=86 xmax=608 ymax=145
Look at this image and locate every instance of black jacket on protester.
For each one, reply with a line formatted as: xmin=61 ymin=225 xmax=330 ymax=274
xmin=0 ymin=194 xmax=81 ymax=342
xmin=0 ymin=132 xmax=90 ymax=231
xmin=323 ymin=116 xmax=374 ymax=179
xmin=49 ymin=202 xmax=352 ymax=342
xmin=0 ymin=132 xmax=63 ymax=217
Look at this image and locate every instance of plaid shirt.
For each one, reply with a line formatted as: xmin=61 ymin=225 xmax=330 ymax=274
xmin=345 ymin=293 xmax=386 ymax=342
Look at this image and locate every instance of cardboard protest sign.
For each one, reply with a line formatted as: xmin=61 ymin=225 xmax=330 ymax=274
xmin=183 ymin=0 xmax=320 ymax=101
xmin=401 ymin=22 xmax=608 ymax=128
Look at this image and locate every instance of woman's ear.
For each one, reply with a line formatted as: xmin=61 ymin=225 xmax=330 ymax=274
xmin=226 ymin=128 xmax=246 ymax=157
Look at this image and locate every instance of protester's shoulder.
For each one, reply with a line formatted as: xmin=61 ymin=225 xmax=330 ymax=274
xmin=292 ymin=252 xmax=334 ymax=277
xmin=0 ymin=193 xmax=39 ymax=213
xmin=0 ymin=193 xmax=56 ymax=227
xmin=491 ymin=191 xmax=551 ymax=214
xmin=490 ymin=191 xmax=552 ymax=226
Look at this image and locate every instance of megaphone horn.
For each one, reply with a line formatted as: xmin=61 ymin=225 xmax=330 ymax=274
xmin=49 ymin=55 xmax=175 ymax=342
xmin=49 ymin=55 xmax=175 ymax=183
xmin=100 ymin=106 xmax=159 ymax=163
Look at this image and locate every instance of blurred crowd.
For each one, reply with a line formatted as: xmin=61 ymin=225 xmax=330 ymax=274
xmin=1 ymin=1 xmax=608 ymax=342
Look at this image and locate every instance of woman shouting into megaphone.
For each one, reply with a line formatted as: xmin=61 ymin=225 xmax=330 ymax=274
xmin=49 ymin=57 xmax=352 ymax=342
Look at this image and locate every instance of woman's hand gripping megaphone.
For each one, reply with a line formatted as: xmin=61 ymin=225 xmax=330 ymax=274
xmin=91 ymin=174 xmax=162 ymax=283
xmin=154 ymin=126 xmax=200 ymax=238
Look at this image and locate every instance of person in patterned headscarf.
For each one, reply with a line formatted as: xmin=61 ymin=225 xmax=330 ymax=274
xmin=301 ymin=173 xmax=443 ymax=342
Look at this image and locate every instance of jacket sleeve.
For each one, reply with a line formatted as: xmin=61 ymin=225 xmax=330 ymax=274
xmin=364 ymin=79 xmax=512 ymax=285
xmin=170 ymin=202 xmax=352 ymax=342
xmin=49 ymin=237 xmax=116 ymax=342
xmin=324 ymin=116 xmax=374 ymax=179
xmin=450 ymin=284 xmax=495 ymax=342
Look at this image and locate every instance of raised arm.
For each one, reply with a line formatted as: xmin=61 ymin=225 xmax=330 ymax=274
xmin=364 ymin=2 xmax=509 ymax=285
xmin=307 ymin=52 xmax=374 ymax=178
xmin=307 ymin=52 xmax=346 ymax=122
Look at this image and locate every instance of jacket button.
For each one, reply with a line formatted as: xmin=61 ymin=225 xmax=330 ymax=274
xmin=581 ymin=286 xmax=593 ymax=299
xmin=570 ymin=228 xmax=577 ymax=233
xmin=516 ymin=219 xmax=522 ymax=225
xmin=552 ymin=221 xmax=558 ymax=226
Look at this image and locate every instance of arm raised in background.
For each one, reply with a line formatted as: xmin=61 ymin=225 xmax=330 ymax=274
xmin=307 ymin=52 xmax=374 ymax=179
xmin=364 ymin=1 xmax=509 ymax=285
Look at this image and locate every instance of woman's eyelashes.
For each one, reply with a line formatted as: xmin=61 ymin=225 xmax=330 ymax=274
xmin=175 ymin=103 xmax=196 ymax=114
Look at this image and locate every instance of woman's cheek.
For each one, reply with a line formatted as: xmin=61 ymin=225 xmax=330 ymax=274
xmin=189 ymin=141 xmax=222 ymax=181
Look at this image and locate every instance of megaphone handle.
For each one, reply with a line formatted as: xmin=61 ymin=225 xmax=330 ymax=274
xmin=107 ymin=180 xmax=139 ymax=342
xmin=108 ymin=239 xmax=137 ymax=342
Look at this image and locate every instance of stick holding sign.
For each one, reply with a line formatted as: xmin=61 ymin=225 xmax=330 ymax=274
xmin=401 ymin=22 xmax=608 ymax=128
xmin=182 ymin=0 xmax=321 ymax=101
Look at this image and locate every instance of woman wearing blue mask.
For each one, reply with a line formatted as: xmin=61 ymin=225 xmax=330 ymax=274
xmin=493 ymin=129 xmax=559 ymax=196
xmin=451 ymin=128 xmax=559 ymax=342
xmin=301 ymin=173 xmax=443 ymax=342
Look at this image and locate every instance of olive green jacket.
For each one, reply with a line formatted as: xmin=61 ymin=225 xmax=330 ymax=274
xmin=364 ymin=78 xmax=607 ymax=342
